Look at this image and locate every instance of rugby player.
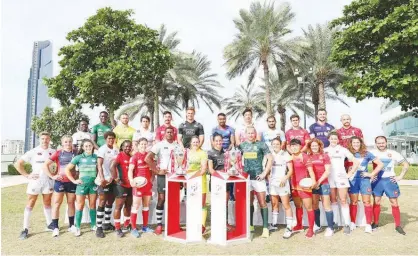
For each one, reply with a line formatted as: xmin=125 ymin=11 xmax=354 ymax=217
xmin=113 ymin=113 xmax=136 ymax=148
xmin=285 ymin=114 xmax=310 ymax=153
xmin=145 ymin=127 xmax=182 ymax=235
xmin=96 ymin=132 xmax=118 ymax=237
xmin=235 ymin=108 xmax=258 ymax=146
xmin=289 ymin=139 xmax=316 ymax=239
xmin=72 ymin=120 xmax=94 ymax=152
xmin=178 ymin=107 xmax=205 ymax=149
xmin=133 ymin=116 xmax=155 ymax=151
xmin=155 ymin=111 xmax=178 ymax=142
xmin=238 ymin=126 xmax=272 ymax=238
xmin=370 ymin=136 xmax=408 ymax=235
xmin=307 ymin=138 xmax=333 ymax=236
xmin=211 ymin=113 xmax=235 ymax=151
xmin=129 ymin=139 xmax=155 ymax=237
xmin=43 ymin=135 xmax=77 ymax=237
xmin=347 ymin=137 xmax=383 ymax=233
xmin=268 ymin=138 xmax=293 ymax=239
xmin=110 ymin=140 xmax=134 ymax=238
xmin=336 ymin=114 xmax=363 ymax=148
xmin=260 ymin=116 xmax=285 ymax=149
xmin=324 ymin=132 xmax=359 ymax=235
xmin=92 ymin=111 xmax=113 ymax=149
xmin=309 ymin=109 xmax=335 ymax=147
xmin=16 ymin=132 xmax=56 ymax=239
xmin=65 ymin=139 xmax=98 ymax=237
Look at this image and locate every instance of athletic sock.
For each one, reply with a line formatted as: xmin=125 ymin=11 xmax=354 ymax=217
xmin=52 ymin=218 xmax=59 ymax=229
xmin=75 ymin=210 xmax=83 ymax=228
xmin=295 ymin=207 xmax=303 ymax=228
xmin=331 ymin=203 xmax=339 ymax=225
xmin=307 ymin=210 xmax=315 ymax=231
xmin=364 ymin=205 xmax=373 ymax=225
xmin=272 ymin=211 xmax=279 ymax=226
xmin=124 ymin=217 xmax=130 ymax=227
xmin=114 ymin=219 xmax=121 ymax=230
xmin=325 ymin=211 xmax=334 ymax=229
xmin=156 ymin=205 xmax=164 ymax=226
xmin=142 ymin=207 xmax=149 ymax=227
xmin=261 ymin=207 xmax=268 ymax=228
xmin=131 ymin=210 xmax=138 ymax=230
xmin=96 ymin=206 xmax=104 ymax=228
xmin=69 ymin=216 xmax=75 ymax=227
xmin=23 ymin=207 xmax=32 ymax=230
xmin=350 ymin=204 xmax=358 ymax=223
xmin=286 ymin=217 xmax=293 ymax=229
xmin=202 ymin=206 xmax=208 ymax=227
xmin=104 ymin=205 xmax=112 ymax=225
xmin=89 ymin=209 xmax=97 ymax=228
xmin=314 ymin=209 xmax=321 ymax=227
xmin=373 ymin=204 xmax=381 ymax=225
xmin=392 ymin=206 xmax=401 ymax=227
xmin=250 ymin=205 xmax=254 ymax=226
xmin=43 ymin=206 xmax=52 ymax=226
xmin=341 ymin=205 xmax=350 ymax=226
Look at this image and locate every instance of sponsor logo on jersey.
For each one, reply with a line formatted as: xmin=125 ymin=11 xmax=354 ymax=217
xmin=81 ymin=159 xmax=87 ymax=163
xmin=92 ymin=159 xmax=96 ymax=163
xmin=185 ymin=129 xmax=195 ymax=135
xmin=37 ymin=152 xmax=42 ymax=155
xmin=388 ymin=153 xmax=392 ymax=158
xmin=138 ymin=160 xmax=143 ymax=164
xmin=124 ymin=160 xmax=128 ymax=163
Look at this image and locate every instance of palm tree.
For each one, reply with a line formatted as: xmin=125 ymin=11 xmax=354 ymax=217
xmin=223 ymin=1 xmax=300 ymax=116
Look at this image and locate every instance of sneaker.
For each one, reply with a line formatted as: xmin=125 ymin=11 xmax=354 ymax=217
xmin=116 ymin=229 xmax=124 ymax=238
xmin=314 ymin=225 xmax=323 ymax=233
xmin=265 ymin=194 xmax=271 ymax=203
xmin=142 ymin=226 xmax=154 ymax=233
xmin=202 ymin=226 xmax=206 ymax=234
xmin=395 ymin=226 xmax=406 ymax=235
xmin=261 ymin=228 xmax=269 ymax=238
xmin=90 ymin=226 xmax=97 ymax=231
xmin=52 ymin=228 xmax=59 ymax=237
xmin=68 ymin=225 xmax=77 ymax=233
xmin=365 ymin=224 xmax=372 ymax=234
xmin=46 ymin=222 xmax=54 ymax=232
xmin=154 ymin=225 xmax=163 ymax=235
xmin=292 ymin=225 xmax=303 ymax=233
xmin=371 ymin=223 xmax=379 ymax=231
xmin=268 ymin=224 xmax=278 ymax=231
xmin=343 ymin=225 xmax=351 ymax=235
xmin=74 ymin=228 xmax=81 ymax=237
xmin=131 ymin=229 xmax=141 ymax=238
xmin=305 ymin=229 xmax=314 ymax=239
xmin=121 ymin=224 xmax=132 ymax=233
xmin=332 ymin=223 xmax=339 ymax=232
xmin=19 ymin=229 xmax=29 ymax=240
xmin=283 ymin=227 xmax=292 ymax=239
xmin=324 ymin=227 xmax=334 ymax=237
xmin=96 ymin=227 xmax=105 ymax=238
xmin=350 ymin=222 xmax=357 ymax=231
xmin=103 ymin=223 xmax=115 ymax=231
xmin=249 ymin=225 xmax=255 ymax=232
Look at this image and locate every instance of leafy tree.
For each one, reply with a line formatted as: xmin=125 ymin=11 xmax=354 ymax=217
xmin=331 ymin=0 xmax=418 ymax=113
xmin=31 ymin=106 xmax=89 ymax=147
xmin=44 ymin=8 xmax=173 ymax=126
xmin=224 ymin=1 xmax=299 ymax=116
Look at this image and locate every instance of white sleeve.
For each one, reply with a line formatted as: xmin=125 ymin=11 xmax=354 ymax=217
xmin=132 ymin=131 xmax=140 ymax=141
xmin=97 ymin=146 xmax=105 ymax=158
xmin=151 ymin=143 xmax=160 ymax=155
xmin=393 ymin=151 xmax=406 ymax=163
xmin=20 ymin=149 xmax=34 ymax=163
xmin=343 ymin=148 xmax=355 ymax=160
xmin=72 ymin=134 xmax=77 ymax=143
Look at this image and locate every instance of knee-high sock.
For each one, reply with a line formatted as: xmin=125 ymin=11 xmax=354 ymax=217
xmin=23 ymin=207 xmax=32 ymax=230
xmin=272 ymin=211 xmax=279 ymax=226
xmin=261 ymin=207 xmax=268 ymax=228
xmin=325 ymin=211 xmax=334 ymax=229
xmin=124 ymin=217 xmax=130 ymax=227
xmin=295 ymin=207 xmax=303 ymax=227
xmin=104 ymin=205 xmax=112 ymax=224
xmin=373 ymin=204 xmax=381 ymax=224
xmin=75 ymin=210 xmax=83 ymax=228
xmin=68 ymin=216 xmax=75 ymax=227
xmin=314 ymin=209 xmax=321 ymax=227
xmin=250 ymin=205 xmax=254 ymax=226
xmin=341 ymin=205 xmax=350 ymax=226
xmin=130 ymin=209 xmax=138 ymax=230
xmin=285 ymin=216 xmax=293 ymax=229
xmin=114 ymin=219 xmax=121 ymax=230
xmin=89 ymin=209 xmax=97 ymax=227
xmin=307 ymin=210 xmax=315 ymax=231
xmin=364 ymin=205 xmax=373 ymax=225
xmin=392 ymin=206 xmax=401 ymax=227
xmin=142 ymin=207 xmax=149 ymax=227
xmin=43 ymin=206 xmax=52 ymax=226
xmin=156 ymin=205 xmax=164 ymax=226
xmin=350 ymin=204 xmax=357 ymax=223
xmin=52 ymin=219 xmax=59 ymax=229
xmin=96 ymin=206 xmax=104 ymax=228
xmin=202 ymin=206 xmax=208 ymax=227
xmin=331 ymin=203 xmax=339 ymax=224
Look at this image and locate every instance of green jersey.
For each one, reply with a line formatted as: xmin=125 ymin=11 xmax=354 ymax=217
xmin=92 ymin=123 xmax=112 ymax=147
xmin=71 ymin=153 xmax=98 ymax=179
xmin=238 ymin=141 xmax=270 ymax=180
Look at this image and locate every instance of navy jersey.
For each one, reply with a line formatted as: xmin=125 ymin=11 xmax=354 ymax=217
xmin=309 ymin=122 xmax=335 ymax=147
xmin=211 ymin=125 xmax=235 ymax=150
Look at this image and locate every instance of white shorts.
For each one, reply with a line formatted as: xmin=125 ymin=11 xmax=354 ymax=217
xmin=26 ymin=179 xmax=54 ymax=195
xmin=329 ymin=173 xmax=350 ymax=189
xmin=269 ymin=179 xmax=290 ymax=196
xmin=250 ymin=180 xmax=267 ymax=193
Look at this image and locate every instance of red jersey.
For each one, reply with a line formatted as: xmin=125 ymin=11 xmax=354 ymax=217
xmin=129 ymin=152 xmax=151 ymax=181
xmin=336 ymin=126 xmax=363 ymax=148
xmin=155 ymin=125 xmax=178 ymax=142
xmin=285 ymin=128 xmax=310 ymax=147
xmin=115 ymin=152 xmax=131 ymax=188
xmin=291 ymin=153 xmax=312 ymax=190
xmin=309 ymin=153 xmax=330 ymax=184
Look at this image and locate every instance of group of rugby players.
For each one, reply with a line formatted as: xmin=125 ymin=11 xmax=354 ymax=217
xmin=15 ymin=106 xmax=409 ymax=241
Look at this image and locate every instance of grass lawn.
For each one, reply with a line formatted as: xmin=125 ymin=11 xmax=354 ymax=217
xmin=2 ymin=185 xmax=418 ymax=255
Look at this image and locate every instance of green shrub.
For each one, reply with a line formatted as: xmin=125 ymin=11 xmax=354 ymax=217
xmin=7 ymin=163 xmax=32 ymax=175
xmin=395 ymin=166 xmax=418 ymax=180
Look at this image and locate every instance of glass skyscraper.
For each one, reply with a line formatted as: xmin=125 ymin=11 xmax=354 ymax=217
xmin=24 ymin=41 xmax=52 ymax=152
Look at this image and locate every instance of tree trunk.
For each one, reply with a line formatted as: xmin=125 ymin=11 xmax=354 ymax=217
xmin=262 ymin=61 xmax=273 ymax=116
xmin=311 ymin=86 xmax=319 ymax=120
xmin=277 ymin=104 xmax=286 ymax=133
xmin=154 ymin=90 xmax=160 ymax=131
xmin=318 ymin=81 xmax=326 ymax=111
xmin=149 ymin=106 xmax=155 ymax=132
xmin=109 ymin=109 xmax=116 ymax=128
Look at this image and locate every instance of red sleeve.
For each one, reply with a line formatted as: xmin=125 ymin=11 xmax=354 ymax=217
xmin=155 ymin=127 xmax=162 ymax=141
xmin=129 ymin=153 xmax=137 ymax=165
xmin=357 ymin=128 xmax=364 ymax=139
xmin=304 ymin=129 xmax=310 ymax=141
xmin=285 ymin=131 xmax=290 ymax=143
xmin=49 ymin=150 xmax=60 ymax=163
xmin=114 ymin=154 xmax=121 ymax=164
xmin=324 ymin=153 xmax=331 ymax=165
xmin=304 ymin=154 xmax=312 ymax=167
xmin=173 ymin=127 xmax=178 ymax=141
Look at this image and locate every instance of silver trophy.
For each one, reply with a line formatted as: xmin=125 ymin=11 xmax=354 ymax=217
xmin=173 ymin=148 xmax=187 ymax=175
xmin=226 ymin=150 xmax=240 ymax=176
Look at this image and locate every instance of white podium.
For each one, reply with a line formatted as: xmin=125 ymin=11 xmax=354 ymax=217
xmin=208 ymin=171 xmax=250 ymax=245
xmin=164 ymin=171 xmax=202 ymax=243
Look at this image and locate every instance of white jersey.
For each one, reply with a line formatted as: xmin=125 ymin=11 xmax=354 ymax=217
xmin=370 ymin=149 xmax=406 ymax=178
xmin=236 ymin=122 xmax=257 ymax=144
xmin=270 ymin=150 xmax=290 ymax=181
xmin=72 ymin=131 xmax=93 ymax=151
xmin=97 ymin=144 xmax=118 ymax=179
xmin=20 ymin=146 xmax=56 ymax=180
xmin=133 ymin=128 xmax=155 ymax=150
xmin=260 ymin=128 xmax=285 ymax=149
xmin=151 ymin=140 xmax=182 ymax=171
xmin=324 ymin=145 xmax=354 ymax=178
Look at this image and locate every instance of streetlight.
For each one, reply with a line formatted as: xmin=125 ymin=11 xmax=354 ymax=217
xmin=294 ymin=67 xmax=313 ymax=129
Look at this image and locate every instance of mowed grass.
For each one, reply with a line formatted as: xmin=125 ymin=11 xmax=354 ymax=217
xmin=2 ymin=185 xmax=418 ymax=255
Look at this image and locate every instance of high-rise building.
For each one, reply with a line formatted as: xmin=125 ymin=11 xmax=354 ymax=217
xmin=1 ymin=140 xmax=25 ymax=155
xmin=24 ymin=41 xmax=53 ymax=152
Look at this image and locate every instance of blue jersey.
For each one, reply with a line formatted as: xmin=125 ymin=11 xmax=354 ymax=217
xmin=212 ymin=125 xmax=235 ymax=150
xmin=353 ymin=151 xmax=376 ymax=178
xmin=309 ymin=122 xmax=335 ymax=147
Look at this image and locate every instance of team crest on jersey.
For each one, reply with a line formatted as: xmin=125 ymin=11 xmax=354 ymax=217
xmin=253 ymin=146 xmax=258 ymax=150
xmin=92 ymin=159 xmax=96 ymax=163
xmin=124 ymin=160 xmax=128 ymax=163
xmin=319 ymin=155 xmax=323 ymax=160
xmin=49 ymin=153 xmax=52 ymax=155
xmin=388 ymin=153 xmax=392 ymax=158
xmin=81 ymin=159 xmax=87 ymax=163
xmin=138 ymin=160 xmax=143 ymax=164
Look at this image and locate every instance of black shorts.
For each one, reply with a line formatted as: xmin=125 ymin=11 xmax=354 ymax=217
xmin=114 ymin=184 xmax=132 ymax=198
xmin=54 ymin=181 xmax=76 ymax=193
xmin=208 ymin=175 xmax=232 ymax=192
xmin=157 ymin=175 xmax=166 ymax=193
xmin=97 ymin=183 xmax=114 ymax=195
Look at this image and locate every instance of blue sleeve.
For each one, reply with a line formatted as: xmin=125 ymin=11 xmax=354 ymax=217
xmin=367 ymin=151 xmax=376 ymax=162
xmin=309 ymin=124 xmax=315 ymax=135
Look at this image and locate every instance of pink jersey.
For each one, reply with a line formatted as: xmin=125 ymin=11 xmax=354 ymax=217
xmin=336 ymin=126 xmax=363 ymax=148
xmin=309 ymin=153 xmax=331 ymax=184
xmin=155 ymin=125 xmax=178 ymax=142
xmin=285 ymin=128 xmax=310 ymax=147
xmin=291 ymin=153 xmax=312 ymax=190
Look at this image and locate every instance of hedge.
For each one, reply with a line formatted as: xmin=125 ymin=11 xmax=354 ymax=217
xmin=7 ymin=163 xmax=32 ymax=175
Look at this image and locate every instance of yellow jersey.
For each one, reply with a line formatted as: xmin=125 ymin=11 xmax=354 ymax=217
xmin=113 ymin=125 xmax=136 ymax=148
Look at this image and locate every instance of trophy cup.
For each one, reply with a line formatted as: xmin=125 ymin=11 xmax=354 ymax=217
xmin=171 ymin=148 xmax=187 ymax=175
xmin=225 ymin=149 xmax=241 ymax=176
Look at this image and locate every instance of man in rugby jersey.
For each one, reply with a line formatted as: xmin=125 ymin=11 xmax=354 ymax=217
xmin=133 ymin=116 xmax=155 ymax=151
xmin=211 ymin=113 xmax=235 ymax=151
xmin=285 ymin=114 xmax=310 ymax=153
xmin=113 ymin=113 xmax=136 ymax=148
xmin=260 ymin=116 xmax=285 ymax=148
xmin=145 ymin=127 xmax=182 ymax=235
xmin=370 ymin=136 xmax=409 ymax=235
xmin=92 ymin=111 xmax=113 ymax=149
xmin=235 ymin=108 xmax=258 ymax=146
xmin=336 ymin=114 xmax=363 ymax=148
xmin=72 ymin=120 xmax=94 ymax=152
xmin=309 ymin=109 xmax=335 ymax=147
xmin=155 ymin=111 xmax=178 ymax=142
xmin=15 ymin=132 xmax=56 ymax=239
xmin=178 ymin=107 xmax=205 ymax=148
